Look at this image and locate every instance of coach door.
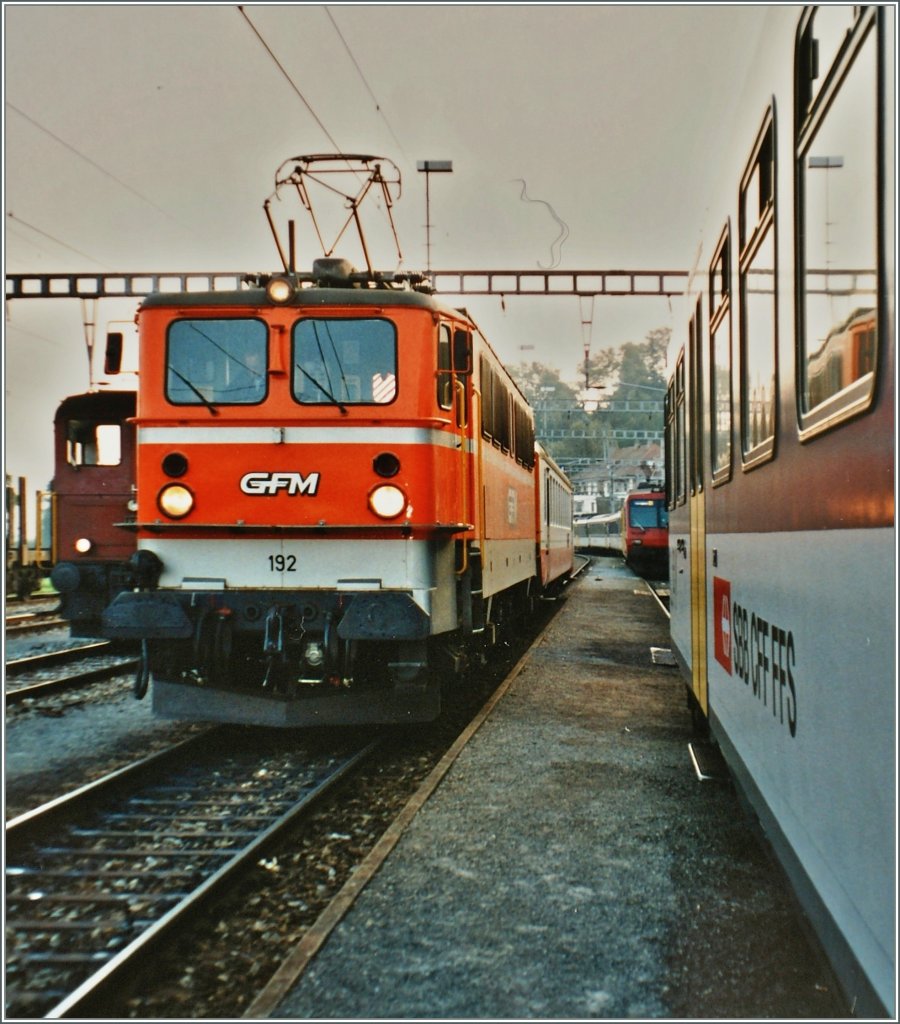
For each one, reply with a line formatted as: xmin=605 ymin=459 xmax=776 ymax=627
xmin=688 ymin=301 xmax=708 ymax=714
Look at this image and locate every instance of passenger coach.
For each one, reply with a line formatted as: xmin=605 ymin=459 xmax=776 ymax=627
xmin=665 ymin=6 xmax=894 ymax=1016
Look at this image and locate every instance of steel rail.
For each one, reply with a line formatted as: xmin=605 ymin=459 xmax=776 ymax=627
xmin=5 ymin=616 xmax=69 ymax=636
xmin=5 ymin=659 xmax=140 ymax=705
xmin=5 ymin=731 xmax=382 ymax=1019
xmin=6 ymin=641 xmax=113 ymax=675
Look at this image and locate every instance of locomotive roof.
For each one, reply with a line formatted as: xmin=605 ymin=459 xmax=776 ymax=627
xmin=139 ymin=284 xmax=466 ymax=319
xmin=54 ymin=390 xmax=136 ymax=420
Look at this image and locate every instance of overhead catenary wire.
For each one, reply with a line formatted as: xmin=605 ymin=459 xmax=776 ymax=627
xmin=6 ymin=211 xmax=112 ymax=269
xmin=238 ymin=5 xmax=345 ymax=154
xmin=323 ymin=6 xmax=411 ymax=166
xmin=6 ymin=102 xmax=185 ymax=228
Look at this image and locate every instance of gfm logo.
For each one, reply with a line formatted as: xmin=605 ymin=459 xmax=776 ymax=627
xmin=240 ymin=471 xmax=320 ymax=496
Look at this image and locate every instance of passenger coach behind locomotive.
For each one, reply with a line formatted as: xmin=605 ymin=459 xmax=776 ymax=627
xmin=99 ymin=258 xmax=573 ymax=726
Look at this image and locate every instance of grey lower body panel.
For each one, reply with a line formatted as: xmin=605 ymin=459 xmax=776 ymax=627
xmin=151 ymin=677 xmax=441 ymax=728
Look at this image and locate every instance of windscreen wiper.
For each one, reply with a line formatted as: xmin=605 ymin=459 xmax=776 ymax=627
xmin=295 ymin=364 xmax=348 ymax=414
xmin=168 ymin=366 xmax=220 ymax=416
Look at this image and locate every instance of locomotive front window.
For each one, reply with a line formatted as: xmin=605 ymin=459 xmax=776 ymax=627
xmin=292 ymin=318 xmax=397 ymax=406
xmin=629 ymin=499 xmax=668 ymax=530
xmin=166 ymin=319 xmax=268 ymax=406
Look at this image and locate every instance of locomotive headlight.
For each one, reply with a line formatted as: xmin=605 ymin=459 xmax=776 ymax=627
xmin=368 ymin=484 xmax=406 ymax=519
xmin=266 ymin=275 xmax=294 ymax=304
xmin=158 ymin=483 xmax=195 ymax=519
xmin=74 ymin=537 xmax=93 ymax=554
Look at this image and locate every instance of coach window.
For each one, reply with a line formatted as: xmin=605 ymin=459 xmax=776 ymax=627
xmin=675 ymin=350 xmax=687 ymax=506
xmin=740 ymin=109 xmax=777 ymax=467
xmin=293 ymin=318 xmax=397 ymax=405
xmin=795 ymin=7 xmax=879 ymax=437
xmin=688 ymin=302 xmax=704 ymax=496
xmin=664 ymin=377 xmax=675 ymax=508
xmin=709 ymin=228 xmax=732 ymax=483
xmin=437 ymin=324 xmax=453 ymax=410
xmin=167 ymin=319 xmax=268 ymax=406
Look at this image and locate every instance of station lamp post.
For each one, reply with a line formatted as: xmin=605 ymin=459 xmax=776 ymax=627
xmin=417 ymin=160 xmax=453 ymax=273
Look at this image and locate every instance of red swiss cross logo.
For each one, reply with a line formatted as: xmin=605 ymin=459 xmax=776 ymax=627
xmin=713 ymin=576 xmax=732 ymax=674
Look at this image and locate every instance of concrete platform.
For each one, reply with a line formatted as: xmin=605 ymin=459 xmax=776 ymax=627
xmin=253 ymin=557 xmax=849 ymax=1019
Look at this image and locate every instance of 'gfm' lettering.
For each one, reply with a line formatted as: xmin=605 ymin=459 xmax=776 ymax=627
xmin=240 ymin=471 xmax=320 ymax=496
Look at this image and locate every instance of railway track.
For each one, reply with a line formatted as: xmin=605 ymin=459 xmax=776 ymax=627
xmin=5 ymin=729 xmax=382 ymax=1019
xmin=5 ymin=642 xmax=140 ymax=706
xmin=6 ymin=611 xmax=67 ymax=637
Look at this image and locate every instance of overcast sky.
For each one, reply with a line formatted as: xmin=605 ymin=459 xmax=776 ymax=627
xmin=3 ymin=3 xmax=775 ymax=492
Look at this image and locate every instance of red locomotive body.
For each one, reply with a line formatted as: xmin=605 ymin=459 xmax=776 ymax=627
xmin=50 ymin=390 xmax=137 ymax=635
xmin=620 ymin=488 xmax=668 ymax=576
xmin=99 ymin=262 xmax=572 ymax=725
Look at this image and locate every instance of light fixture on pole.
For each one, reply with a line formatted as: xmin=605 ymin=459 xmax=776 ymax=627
xmin=417 ymin=160 xmax=453 ymax=273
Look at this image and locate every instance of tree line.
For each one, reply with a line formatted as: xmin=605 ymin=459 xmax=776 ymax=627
xmin=508 ymin=327 xmax=670 ymax=464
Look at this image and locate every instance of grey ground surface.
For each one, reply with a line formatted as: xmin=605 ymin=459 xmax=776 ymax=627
xmin=5 ymin=659 xmax=206 ymax=819
xmin=271 ymin=562 xmax=849 ymax=1019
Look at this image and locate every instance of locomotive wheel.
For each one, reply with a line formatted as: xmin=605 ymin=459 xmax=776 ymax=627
xmin=189 ymin=609 xmax=235 ymax=687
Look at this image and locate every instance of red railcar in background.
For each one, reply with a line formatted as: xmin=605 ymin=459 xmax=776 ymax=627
xmin=620 ymin=488 xmax=668 ymax=576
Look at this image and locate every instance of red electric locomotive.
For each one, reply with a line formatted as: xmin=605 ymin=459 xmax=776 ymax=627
xmin=49 ymin=389 xmax=138 ymax=635
xmin=98 ymin=258 xmax=573 ymax=726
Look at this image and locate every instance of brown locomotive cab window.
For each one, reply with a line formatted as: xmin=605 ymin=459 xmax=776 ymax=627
xmin=796 ymin=8 xmax=879 ymax=437
xmin=293 ymin=318 xmax=397 ymax=406
xmin=740 ymin=109 xmax=777 ymax=467
xmin=66 ymin=421 xmax=122 ymax=466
